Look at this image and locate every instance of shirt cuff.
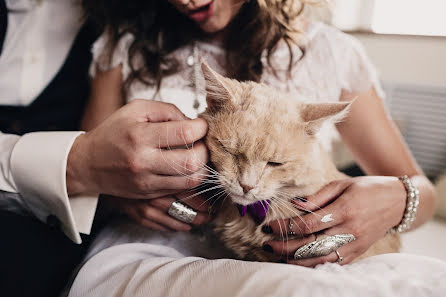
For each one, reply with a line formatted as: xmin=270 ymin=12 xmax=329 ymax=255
xmin=0 ymin=133 xmax=20 ymax=193
xmin=10 ymin=132 xmax=99 ymax=244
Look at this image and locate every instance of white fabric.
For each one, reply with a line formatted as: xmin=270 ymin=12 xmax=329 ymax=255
xmin=69 ymin=242 xmax=446 ymax=297
xmin=0 ymin=0 xmax=98 ymax=243
xmin=90 ymin=22 xmax=385 ymax=152
xmin=0 ymin=133 xmax=20 ymax=192
xmin=10 ymin=132 xmax=98 ymax=242
xmin=0 ymin=0 xmax=83 ymax=105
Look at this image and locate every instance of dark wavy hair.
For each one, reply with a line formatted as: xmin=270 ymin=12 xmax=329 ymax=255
xmin=82 ymin=0 xmax=306 ymax=94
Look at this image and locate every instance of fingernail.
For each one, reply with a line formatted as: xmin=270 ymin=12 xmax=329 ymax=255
xmin=262 ymin=244 xmax=273 ymax=253
xmin=294 ymin=196 xmax=307 ymax=203
xmin=262 ymin=225 xmax=273 ymax=234
xmin=278 ymin=259 xmax=286 ymax=263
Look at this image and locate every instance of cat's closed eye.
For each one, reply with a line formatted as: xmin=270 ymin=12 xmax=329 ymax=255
xmin=267 ymin=161 xmax=283 ymax=167
xmin=217 ymin=139 xmax=235 ymax=155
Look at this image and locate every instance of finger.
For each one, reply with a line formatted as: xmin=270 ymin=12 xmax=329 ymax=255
xmin=286 ymin=240 xmax=362 ymax=267
xmin=263 ymin=234 xmax=317 ymax=257
xmin=139 ymin=204 xmax=192 ymax=231
xmin=286 ymin=248 xmax=340 ymax=267
xmin=176 ymin=191 xmax=213 ymax=212
xmin=148 ymin=197 xmax=212 ymax=225
xmin=134 ymin=216 xmax=171 ymax=232
xmin=114 ymin=198 xmax=174 ymax=232
xmin=119 ymin=200 xmax=169 ymax=231
xmin=143 ymin=171 xmax=205 ymax=192
xmin=147 ymin=118 xmax=208 ymax=148
xmin=268 ymin=201 xmax=344 ymax=236
xmin=284 ymin=226 xmax=360 ymax=267
xmin=127 ymin=100 xmax=189 ymax=123
xmin=292 ymin=179 xmax=352 ymax=212
xmin=149 ymin=141 xmax=209 ymax=175
xmin=143 ymin=189 xmax=184 ymax=199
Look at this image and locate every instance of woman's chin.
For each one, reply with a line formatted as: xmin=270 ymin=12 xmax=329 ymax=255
xmin=197 ymin=19 xmax=230 ymax=34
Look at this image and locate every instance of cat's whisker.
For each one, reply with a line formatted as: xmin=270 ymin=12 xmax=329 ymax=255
xmin=268 ymin=203 xmax=290 ymax=252
xmin=276 ymin=191 xmax=326 ymax=217
xmin=183 ymin=180 xmax=221 ymax=194
xmin=272 ymin=195 xmax=306 ymax=219
xmin=177 ymin=126 xmax=222 ymax=176
xmin=266 ymin=203 xmax=283 ymax=240
xmin=177 ymin=185 xmax=225 ymax=203
xmin=263 ymin=199 xmax=291 ymax=250
xmin=198 ymin=190 xmax=227 ymax=214
xmin=270 ymin=202 xmax=292 ymax=246
xmin=271 ymin=195 xmax=313 ymax=239
xmin=158 ymin=126 xmax=220 ymax=178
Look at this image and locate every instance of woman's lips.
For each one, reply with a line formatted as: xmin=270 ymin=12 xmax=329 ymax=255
xmin=187 ymin=1 xmax=214 ymax=23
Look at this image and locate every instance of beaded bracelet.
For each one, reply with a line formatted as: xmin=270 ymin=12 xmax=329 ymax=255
xmin=389 ymin=175 xmax=420 ymax=234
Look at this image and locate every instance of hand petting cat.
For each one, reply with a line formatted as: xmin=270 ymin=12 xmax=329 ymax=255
xmin=263 ymin=176 xmax=406 ymax=266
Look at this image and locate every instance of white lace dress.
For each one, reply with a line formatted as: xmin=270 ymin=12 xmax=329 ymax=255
xmin=89 ymin=21 xmax=383 ymax=151
xmin=68 ymin=22 xmax=446 ymax=297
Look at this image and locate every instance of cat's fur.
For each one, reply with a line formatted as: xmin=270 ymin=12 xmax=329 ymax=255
xmin=199 ymin=62 xmax=400 ymax=262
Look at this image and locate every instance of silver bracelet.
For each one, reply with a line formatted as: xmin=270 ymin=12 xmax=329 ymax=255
xmin=389 ymin=175 xmax=420 ymax=234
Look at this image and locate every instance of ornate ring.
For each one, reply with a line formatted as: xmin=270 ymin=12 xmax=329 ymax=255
xmin=293 ymin=234 xmax=356 ymax=260
xmin=168 ymin=201 xmax=197 ymax=224
xmin=335 ymin=250 xmax=344 ymax=263
xmin=289 ymin=218 xmax=296 ymax=236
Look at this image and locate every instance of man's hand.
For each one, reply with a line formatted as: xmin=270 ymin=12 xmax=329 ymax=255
xmin=66 ymin=99 xmax=209 ymax=199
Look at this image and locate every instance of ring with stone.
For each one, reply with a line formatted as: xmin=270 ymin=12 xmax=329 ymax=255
xmin=168 ymin=201 xmax=197 ymax=224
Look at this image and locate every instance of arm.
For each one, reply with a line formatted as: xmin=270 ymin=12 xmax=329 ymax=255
xmin=1 ymin=65 xmax=210 ymax=242
xmin=264 ymin=87 xmax=437 ymax=266
xmin=81 ymin=65 xmax=125 ymax=131
xmin=76 ymin=65 xmax=213 ymax=231
xmin=0 ymin=61 xmax=124 ymax=243
xmin=0 ymin=130 xmax=97 ymax=244
xmin=337 ymin=87 xmax=436 ymax=229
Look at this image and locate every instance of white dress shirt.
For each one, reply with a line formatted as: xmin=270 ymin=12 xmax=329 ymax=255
xmin=0 ymin=0 xmax=98 ymax=243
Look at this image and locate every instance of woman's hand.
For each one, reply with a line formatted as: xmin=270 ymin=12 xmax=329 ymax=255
xmin=263 ymin=176 xmax=407 ymax=266
xmin=104 ymin=191 xmax=215 ymax=232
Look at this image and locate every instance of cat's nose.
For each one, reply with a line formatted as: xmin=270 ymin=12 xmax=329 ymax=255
xmin=240 ymin=183 xmax=255 ymax=194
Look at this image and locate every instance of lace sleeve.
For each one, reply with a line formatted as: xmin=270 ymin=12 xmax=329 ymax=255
xmin=327 ymin=28 xmax=386 ymax=99
xmin=89 ymin=32 xmax=135 ymax=80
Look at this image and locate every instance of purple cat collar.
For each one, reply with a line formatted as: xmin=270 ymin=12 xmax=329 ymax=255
xmin=236 ymin=200 xmax=270 ymax=224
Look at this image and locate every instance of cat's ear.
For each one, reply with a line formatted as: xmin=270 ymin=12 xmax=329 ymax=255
xmin=301 ymin=101 xmax=352 ymax=135
xmin=201 ymin=60 xmax=237 ymax=113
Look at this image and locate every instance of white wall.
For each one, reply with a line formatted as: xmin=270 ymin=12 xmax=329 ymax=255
xmin=352 ymin=33 xmax=446 ymax=88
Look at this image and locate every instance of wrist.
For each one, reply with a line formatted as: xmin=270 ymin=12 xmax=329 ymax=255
xmin=389 ymin=175 xmax=420 ymax=233
xmin=66 ymin=133 xmax=91 ymax=195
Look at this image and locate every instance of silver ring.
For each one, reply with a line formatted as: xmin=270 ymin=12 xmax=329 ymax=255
xmin=288 ymin=218 xmax=295 ymax=236
xmin=168 ymin=201 xmax=197 ymax=224
xmin=294 ymin=234 xmax=356 ymax=260
xmin=335 ymin=250 xmax=344 ymax=263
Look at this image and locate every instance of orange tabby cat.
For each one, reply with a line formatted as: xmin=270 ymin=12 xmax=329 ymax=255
xmin=199 ymin=62 xmax=399 ymax=262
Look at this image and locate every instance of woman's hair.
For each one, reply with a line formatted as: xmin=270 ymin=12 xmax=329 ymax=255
xmin=82 ymin=0 xmax=307 ymax=93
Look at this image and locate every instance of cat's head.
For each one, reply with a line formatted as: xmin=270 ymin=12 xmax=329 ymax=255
xmin=200 ymin=61 xmax=350 ymax=206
